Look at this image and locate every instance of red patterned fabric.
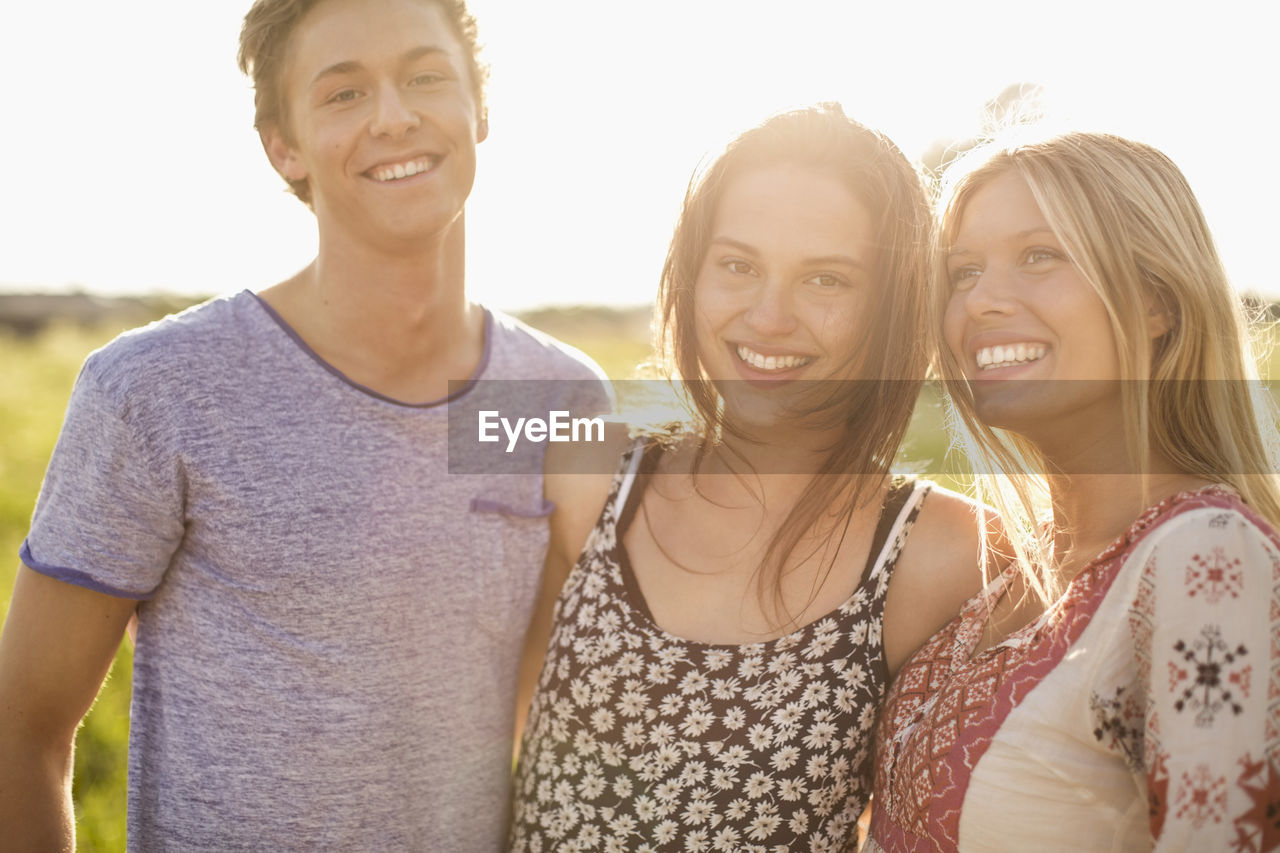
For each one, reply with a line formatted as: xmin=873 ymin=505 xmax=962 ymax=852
xmin=867 ymin=487 xmax=1280 ymax=852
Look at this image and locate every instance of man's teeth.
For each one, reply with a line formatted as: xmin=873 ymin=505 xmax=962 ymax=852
xmin=736 ymin=345 xmax=813 ymax=372
xmin=975 ymin=343 xmax=1046 ymax=370
xmin=370 ymin=158 xmax=433 ymax=182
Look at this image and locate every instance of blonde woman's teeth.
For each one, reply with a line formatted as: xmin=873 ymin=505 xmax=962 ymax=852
xmin=736 ymin=345 xmax=814 ymax=372
xmin=975 ymin=343 xmax=1046 ymax=370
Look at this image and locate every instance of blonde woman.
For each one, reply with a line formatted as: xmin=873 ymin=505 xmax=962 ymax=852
xmin=867 ymin=132 xmax=1280 ymax=851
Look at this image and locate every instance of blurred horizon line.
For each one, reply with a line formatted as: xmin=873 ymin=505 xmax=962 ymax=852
xmin=0 ymin=283 xmax=659 ymax=316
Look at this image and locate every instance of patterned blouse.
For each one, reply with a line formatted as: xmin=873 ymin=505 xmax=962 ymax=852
xmin=867 ymin=486 xmax=1280 ymax=853
xmin=510 ymin=443 xmax=931 ymax=853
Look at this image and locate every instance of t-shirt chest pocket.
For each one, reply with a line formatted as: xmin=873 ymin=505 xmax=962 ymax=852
xmin=467 ymin=492 xmax=554 ymax=635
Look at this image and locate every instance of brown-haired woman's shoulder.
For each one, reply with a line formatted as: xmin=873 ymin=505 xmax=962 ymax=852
xmin=882 ymin=483 xmax=990 ymax=677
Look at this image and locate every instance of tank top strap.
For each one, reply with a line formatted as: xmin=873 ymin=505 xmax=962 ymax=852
xmin=582 ymin=438 xmax=649 ymax=551
xmin=610 ymin=440 xmax=646 ymax=520
xmin=861 ymin=477 xmax=932 ymax=593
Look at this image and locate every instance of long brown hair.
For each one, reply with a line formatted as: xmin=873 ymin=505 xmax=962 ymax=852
xmin=653 ymin=103 xmax=933 ymax=623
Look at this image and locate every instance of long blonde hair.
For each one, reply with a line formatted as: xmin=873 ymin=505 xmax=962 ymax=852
xmin=936 ymin=131 xmax=1280 ymax=603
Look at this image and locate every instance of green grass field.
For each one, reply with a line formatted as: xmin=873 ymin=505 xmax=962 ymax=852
xmin=1 ymin=307 xmax=1275 ymax=850
xmin=1 ymin=322 xmax=138 ymax=852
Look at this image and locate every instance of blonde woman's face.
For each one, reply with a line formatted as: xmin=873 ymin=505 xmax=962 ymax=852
xmin=942 ymin=171 xmax=1121 ymax=434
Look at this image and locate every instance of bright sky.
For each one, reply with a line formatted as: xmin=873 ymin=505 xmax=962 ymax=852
xmin=1 ymin=1 xmax=1275 ymax=312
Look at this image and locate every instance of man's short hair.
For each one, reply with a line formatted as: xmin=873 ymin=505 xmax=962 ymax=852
xmin=237 ymin=0 xmax=489 ymax=206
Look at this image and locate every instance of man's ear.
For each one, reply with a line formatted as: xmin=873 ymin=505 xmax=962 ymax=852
xmin=261 ymin=124 xmax=308 ymax=182
xmin=476 ymin=111 xmax=489 ymax=144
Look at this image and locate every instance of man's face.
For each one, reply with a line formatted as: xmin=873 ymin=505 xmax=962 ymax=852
xmin=264 ymin=0 xmax=487 ymax=252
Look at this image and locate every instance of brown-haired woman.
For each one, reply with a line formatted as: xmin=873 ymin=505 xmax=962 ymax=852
xmin=510 ymin=103 xmax=986 ymax=851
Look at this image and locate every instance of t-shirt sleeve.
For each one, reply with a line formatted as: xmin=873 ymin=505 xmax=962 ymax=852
xmin=1132 ymin=508 xmax=1280 ymax=852
xmin=21 ymin=352 xmax=185 ymax=599
xmin=549 ymin=342 xmax=613 ymax=420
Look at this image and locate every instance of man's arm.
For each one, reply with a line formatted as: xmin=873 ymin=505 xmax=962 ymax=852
xmin=514 ymin=425 xmax=631 ymax=758
xmin=0 ymin=564 xmax=137 ymax=852
xmin=514 ymin=542 xmax=574 ymax=758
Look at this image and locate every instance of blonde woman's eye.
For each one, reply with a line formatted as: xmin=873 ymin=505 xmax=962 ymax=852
xmin=949 ymin=266 xmax=980 ymax=290
xmin=723 ymin=259 xmax=755 ymax=276
xmin=1025 ymin=248 xmax=1060 ymax=264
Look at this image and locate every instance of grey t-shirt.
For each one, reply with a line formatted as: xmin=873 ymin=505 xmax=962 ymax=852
xmin=22 ymin=291 xmax=608 ymax=851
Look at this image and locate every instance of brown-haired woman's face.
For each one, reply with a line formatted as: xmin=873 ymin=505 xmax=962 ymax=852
xmin=943 ymin=170 xmax=1121 ymax=436
xmin=692 ymin=165 xmax=876 ymax=431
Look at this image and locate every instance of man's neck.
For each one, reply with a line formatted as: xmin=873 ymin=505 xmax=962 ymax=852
xmin=259 ymin=219 xmax=486 ymax=403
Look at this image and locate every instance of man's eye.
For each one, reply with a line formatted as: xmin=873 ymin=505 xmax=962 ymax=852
xmin=410 ymin=72 xmax=445 ymax=86
xmin=327 ymin=89 xmax=360 ymax=104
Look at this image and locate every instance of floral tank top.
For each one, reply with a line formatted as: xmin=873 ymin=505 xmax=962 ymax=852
xmin=510 ymin=443 xmax=931 ymax=852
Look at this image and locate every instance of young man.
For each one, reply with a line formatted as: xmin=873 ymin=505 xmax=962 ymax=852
xmin=0 ymin=0 xmax=606 ymax=849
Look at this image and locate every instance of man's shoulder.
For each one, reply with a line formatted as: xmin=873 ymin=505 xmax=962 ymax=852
xmin=79 ymin=291 xmax=260 ymax=396
xmin=483 ymin=307 xmax=608 ymax=383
